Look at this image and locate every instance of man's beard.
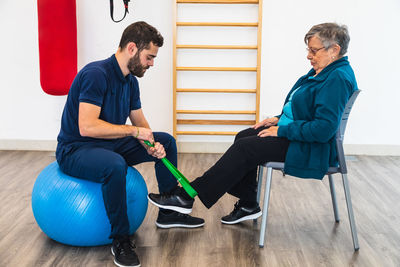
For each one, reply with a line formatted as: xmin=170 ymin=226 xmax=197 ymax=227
xmin=127 ymin=52 xmax=148 ymax=77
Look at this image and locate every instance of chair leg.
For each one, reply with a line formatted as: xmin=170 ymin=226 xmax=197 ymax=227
xmin=328 ymin=174 xmax=340 ymax=222
xmin=256 ymin=165 xmax=264 ymax=204
xmin=342 ymin=173 xmax=360 ymax=251
xmin=254 ymin=165 xmax=264 ymax=223
xmin=259 ymin=167 xmax=273 ymax=248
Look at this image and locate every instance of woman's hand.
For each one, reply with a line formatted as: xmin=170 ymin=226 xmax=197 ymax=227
xmin=253 ymin=117 xmax=279 ymax=129
xmin=257 ymin=126 xmax=279 ymax=137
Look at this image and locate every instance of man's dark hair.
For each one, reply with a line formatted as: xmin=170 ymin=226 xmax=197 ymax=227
xmin=119 ymin=21 xmax=164 ymax=51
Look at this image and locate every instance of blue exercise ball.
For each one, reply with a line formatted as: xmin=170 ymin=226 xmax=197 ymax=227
xmin=32 ymin=161 xmax=148 ymax=246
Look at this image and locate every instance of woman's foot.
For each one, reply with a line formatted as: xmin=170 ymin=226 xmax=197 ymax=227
xmin=221 ymin=201 xmax=262 ymax=224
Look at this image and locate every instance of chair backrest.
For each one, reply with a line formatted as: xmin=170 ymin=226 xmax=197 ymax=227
xmin=335 ymin=89 xmax=361 ymax=174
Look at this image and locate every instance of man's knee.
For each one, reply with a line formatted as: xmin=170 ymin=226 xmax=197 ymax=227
xmin=154 ymin=132 xmax=176 ymax=149
xmin=102 ymin=155 xmax=127 ymax=183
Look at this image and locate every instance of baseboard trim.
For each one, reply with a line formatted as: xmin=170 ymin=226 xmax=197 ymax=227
xmin=343 ymin=144 xmax=400 ymax=156
xmin=177 ymin=142 xmax=231 ymax=154
xmin=0 ymin=140 xmax=57 ymax=151
xmin=1 ymin=140 xmax=400 ymax=156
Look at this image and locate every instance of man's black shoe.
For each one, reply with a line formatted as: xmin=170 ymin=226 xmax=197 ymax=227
xmin=111 ymin=237 xmax=140 ymax=267
xmin=148 ymin=192 xmax=193 ymax=214
xmin=221 ymin=201 xmax=262 ymax=224
xmin=156 ymin=210 xmax=205 ymax=228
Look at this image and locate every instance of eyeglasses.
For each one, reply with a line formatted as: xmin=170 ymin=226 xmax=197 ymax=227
xmin=306 ymin=46 xmax=325 ymax=55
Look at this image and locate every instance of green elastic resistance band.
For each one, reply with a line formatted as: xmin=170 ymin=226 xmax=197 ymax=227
xmin=144 ymin=140 xmax=198 ymax=198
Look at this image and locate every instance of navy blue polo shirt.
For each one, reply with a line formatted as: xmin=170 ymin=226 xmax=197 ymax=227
xmin=57 ymin=54 xmax=141 ymax=147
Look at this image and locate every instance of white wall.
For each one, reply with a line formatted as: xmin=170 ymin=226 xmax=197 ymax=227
xmin=0 ymin=0 xmax=399 ymax=154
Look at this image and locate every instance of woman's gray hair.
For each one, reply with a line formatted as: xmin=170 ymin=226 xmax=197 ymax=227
xmin=304 ymin=23 xmax=350 ymax=56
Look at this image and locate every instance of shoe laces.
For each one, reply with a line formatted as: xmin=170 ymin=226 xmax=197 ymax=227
xmin=160 ymin=192 xmax=172 ymax=198
xmin=160 ymin=210 xmax=189 ymax=218
xmin=118 ymin=239 xmax=136 ymax=256
xmin=230 ymin=201 xmax=242 ymax=215
xmin=177 ymin=213 xmax=190 ymax=218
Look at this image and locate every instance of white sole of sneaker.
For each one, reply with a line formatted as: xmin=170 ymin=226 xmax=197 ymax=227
xmin=220 ymin=211 xmax=262 ymax=225
xmin=111 ymin=247 xmax=141 ymax=267
xmin=155 ymin=221 xmax=205 ymax=229
xmin=147 ymin=196 xmax=192 ymax=214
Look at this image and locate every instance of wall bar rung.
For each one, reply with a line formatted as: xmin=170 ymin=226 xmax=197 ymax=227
xmin=177 ymin=119 xmax=255 ymax=125
xmin=177 ymin=88 xmax=256 ymax=93
xmin=177 ymin=44 xmax=257 ymax=49
xmin=177 ymin=0 xmax=259 ymax=3
xmin=177 ymin=22 xmax=258 ymax=27
xmin=177 ymin=110 xmax=256 ymax=114
xmin=177 ymin=131 xmax=238 ymax=135
xmin=177 ymin=67 xmax=257 ymax=72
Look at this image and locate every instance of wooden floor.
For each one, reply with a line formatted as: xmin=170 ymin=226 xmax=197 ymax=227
xmin=0 ymin=151 xmax=399 ymax=267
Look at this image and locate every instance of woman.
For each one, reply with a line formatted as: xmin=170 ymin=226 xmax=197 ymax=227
xmin=148 ymin=22 xmax=358 ymax=224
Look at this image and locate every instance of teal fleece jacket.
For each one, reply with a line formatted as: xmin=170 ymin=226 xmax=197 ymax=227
xmin=277 ymin=56 xmax=357 ymax=179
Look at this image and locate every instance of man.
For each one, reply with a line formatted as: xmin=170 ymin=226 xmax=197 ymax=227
xmin=56 ymin=21 xmax=204 ymax=267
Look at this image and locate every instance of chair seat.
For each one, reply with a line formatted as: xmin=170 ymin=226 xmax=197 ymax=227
xmin=327 ymin=166 xmax=341 ymax=174
xmin=264 ymin=161 xmax=284 ymax=169
xmin=264 ymin=162 xmax=342 ymax=175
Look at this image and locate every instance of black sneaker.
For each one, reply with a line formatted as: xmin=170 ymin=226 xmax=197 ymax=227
xmin=221 ymin=201 xmax=262 ymax=225
xmin=111 ymin=237 xmax=140 ymax=267
xmin=148 ymin=192 xmax=193 ymax=214
xmin=156 ymin=210 xmax=205 ymax=228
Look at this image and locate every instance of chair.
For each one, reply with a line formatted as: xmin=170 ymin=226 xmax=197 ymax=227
xmin=255 ymin=90 xmax=361 ymax=251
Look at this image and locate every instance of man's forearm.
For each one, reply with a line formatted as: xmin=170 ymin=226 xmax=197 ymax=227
xmin=79 ymin=118 xmax=138 ymax=139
